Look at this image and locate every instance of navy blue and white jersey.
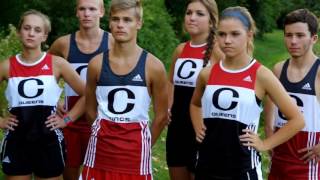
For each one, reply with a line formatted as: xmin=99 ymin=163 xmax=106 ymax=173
xmin=272 ymin=59 xmax=320 ymax=179
xmin=84 ymin=50 xmax=152 ymax=175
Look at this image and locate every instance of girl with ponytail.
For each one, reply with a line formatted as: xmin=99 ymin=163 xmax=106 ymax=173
xmin=166 ymin=1 xmax=223 ymax=180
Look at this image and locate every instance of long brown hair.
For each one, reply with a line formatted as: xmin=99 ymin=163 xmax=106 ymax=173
xmin=187 ymin=0 xmax=218 ymax=67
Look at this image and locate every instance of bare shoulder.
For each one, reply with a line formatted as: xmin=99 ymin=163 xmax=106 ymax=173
xmin=272 ymin=60 xmax=286 ymax=78
xmin=88 ymin=53 xmax=104 ymax=70
xmin=174 ymin=42 xmax=186 ymax=57
xmin=256 ymin=65 xmax=274 ymax=82
xmin=51 ymin=55 xmax=69 ymax=67
xmin=49 ymin=34 xmax=71 ymax=58
xmin=51 ymin=34 xmax=70 ymax=48
xmin=0 ymin=58 xmax=10 ymax=79
xmin=0 ymin=58 xmax=10 ymax=68
xmin=146 ymin=53 xmax=166 ymax=73
xmin=199 ymin=65 xmax=212 ymax=84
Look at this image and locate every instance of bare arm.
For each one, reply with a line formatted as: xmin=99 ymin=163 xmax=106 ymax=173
xmin=0 ymin=59 xmax=8 ymax=82
xmin=85 ymin=54 xmax=102 ymax=124
xmin=148 ymin=55 xmax=168 ymax=146
xmin=53 ymin=56 xmax=85 ymax=122
xmin=241 ymin=66 xmax=304 ymax=151
xmin=190 ymin=67 xmax=210 ymax=143
xmin=264 ymin=62 xmax=284 ymax=138
xmin=0 ymin=59 xmax=18 ymax=130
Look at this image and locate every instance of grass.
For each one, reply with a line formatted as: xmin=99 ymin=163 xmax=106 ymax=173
xmin=1 ymin=30 xmax=320 ymax=179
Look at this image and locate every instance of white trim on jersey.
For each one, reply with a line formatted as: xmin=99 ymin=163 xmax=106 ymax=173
xmin=16 ymin=53 xmax=47 ymax=66
xmin=256 ymin=163 xmax=263 ymax=180
xmin=84 ymin=119 xmax=101 ymax=167
xmin=140 ymin=122 xmax=152 ymax=175
xmin=189 ymin=42 xmax=207 ymax=48
xmin=220 ymin=59 xmax=256 ymax=73
xmin=308 ymin=132 xmax=319 ymax=180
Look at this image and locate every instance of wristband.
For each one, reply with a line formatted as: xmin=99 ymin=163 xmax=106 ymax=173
xmin=63 ymin=115 xmax=73 ymax=126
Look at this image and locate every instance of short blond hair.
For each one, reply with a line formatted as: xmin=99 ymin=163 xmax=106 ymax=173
xmin=109 ymin=0 xmax=143 ymax=20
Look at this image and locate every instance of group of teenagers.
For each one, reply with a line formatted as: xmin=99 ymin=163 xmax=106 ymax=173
xmin=0 ymin=0 xmax=318 ymax=179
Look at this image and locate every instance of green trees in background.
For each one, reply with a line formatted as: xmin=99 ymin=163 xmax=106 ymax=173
xmin=0 ymin=0 xmax=319 ymax=65
xmin=141 ymin=0 xmax=179 ymax=67
xmin=0 ymin=25 xmax=21 ymax=116
xmin=0 ymin=0 xmax=179 ymax=117
xmin=165 ymin=0 xmax=320 ymax=39
xmin=0 ymin=0 xmax=179 ymax=66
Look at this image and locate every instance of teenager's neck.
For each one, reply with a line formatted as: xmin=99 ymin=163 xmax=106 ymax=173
xmin=113 ymin=40 xmax=140 ymax=58
xmin=290 ymin=50 xmax=317 ymax=68
xmin=190 ymin=32 xmax=209 ymax=45
xmin=78 ymin=27 xmax=103 ymax=41
xmin=20 ymin=48 xmax=43 ymax=63
xmin=223 ymin=52 xmax=252 ymax=70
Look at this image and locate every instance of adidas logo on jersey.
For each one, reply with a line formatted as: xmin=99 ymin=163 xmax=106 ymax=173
xmin=132 ymin=74 xmax=143 ymax=82
xmin=41 ymin=64 xmax=50 ymax=70
xmin=243 ymin=75 xmax=252 ymax=82
xmin=302 ymin=83 xmax=312 ymax=90
xmin=2 ymin=156 xmax=10 ymax=163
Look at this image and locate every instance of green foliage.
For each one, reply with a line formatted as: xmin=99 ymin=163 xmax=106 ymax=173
xmin=0 ymin=25 xmax=21 ymax=119
xmin=0 ymin=25 xmax=21 ymax=60
xmin=216 ymin=0 xmax=282 ymax=36
xmin=139 ymin=0 xmax=179 ymax=68
xmin=164 ymin=0 xmax=188 ymax=40
xmin=0 ymin=0 xmax=110 ymax=45
xmin=276 ymin=0 xmax=320 ymax=29
xmin=165 ymin=0 xmax=320 ymax=39
xmin=254 ymin=30 xmax=289 ymax=68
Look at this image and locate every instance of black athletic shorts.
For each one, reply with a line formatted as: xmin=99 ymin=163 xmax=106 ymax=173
xmin=0 ymin=129 xmax=66 ymax=178
xmin=166 ymin=116 xmax=198 ymax=172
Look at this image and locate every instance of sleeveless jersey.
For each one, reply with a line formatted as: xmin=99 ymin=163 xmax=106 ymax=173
xmin=199 ymin=60 xmax=262 ymax=177
xmin=64 ymin=31 xmax=109 ymax=131
xmin=5 ymin=53 xmax=62 ymax=142
xmin=272 ymin=59 xmax=320 ymax=179
xmin=171 ymin=41 xmax=206 ymax=121
xmin=84 ymin=50 xmax=152 ymax=175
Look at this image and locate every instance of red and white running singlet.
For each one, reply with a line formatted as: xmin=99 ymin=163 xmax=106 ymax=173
xmin=5 ymin=53 xmax=62 ymax=140
xmin=198 ymin=60 xmax=263 ymax=178
xmin=271 ymin=59 xmax=320 ymax=179
xmin=84 ymin=50 xmax=152 ymax=175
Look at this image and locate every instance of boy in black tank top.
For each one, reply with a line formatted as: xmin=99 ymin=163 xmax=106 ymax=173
xmin=49 ymin=0 xmax=113 ymax=179
xmin=82 ymin=1 xmax=168 ymax=179
xmin=265 ymin=9 xmax=320 ymax=180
